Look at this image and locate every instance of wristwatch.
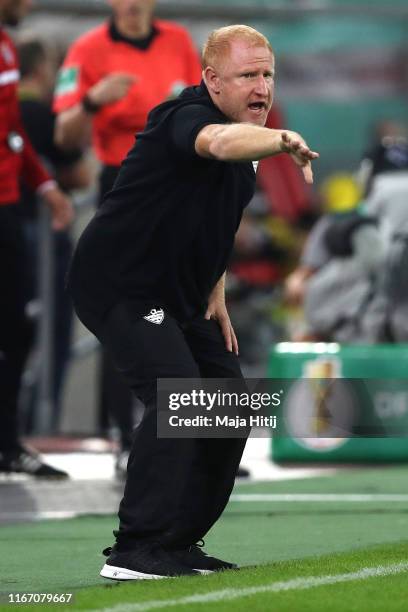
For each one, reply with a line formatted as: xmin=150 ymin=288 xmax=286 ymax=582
xmin=81 ymin=94 xmax=100 ymax=114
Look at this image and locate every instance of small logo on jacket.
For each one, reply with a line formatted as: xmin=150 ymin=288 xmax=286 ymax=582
xmin=1 ymin=42 xmax=14 ymax=65
xmin=143 ymin=308 xmax=164 ymax=325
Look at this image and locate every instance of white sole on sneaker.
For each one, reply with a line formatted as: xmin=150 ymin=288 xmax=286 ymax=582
xmin=100 ymin=564 xmax=168 ymax=580
xmin=194 ymin=569 xmax=214 ymax=575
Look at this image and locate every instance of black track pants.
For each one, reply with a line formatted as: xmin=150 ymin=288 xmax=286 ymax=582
xmin=97 ymin=166 xmax=134 ymax=448
xmin=0 ymin=206 xmax=32 ymax=451
xmin=95 ymin=300 xmax=247 ymax=550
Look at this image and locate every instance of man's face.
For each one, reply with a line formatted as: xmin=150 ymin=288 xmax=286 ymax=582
xmin=0 ymin=0 xmax=32 ymax=26
xmin=108 ymin=0 xmax=156 ymax=27
xmin=211 ymin=40 xmax=274 ymax=126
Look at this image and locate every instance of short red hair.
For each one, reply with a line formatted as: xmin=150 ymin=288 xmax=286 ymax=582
xmin=202 ymin=25 xmax=273 ymax=69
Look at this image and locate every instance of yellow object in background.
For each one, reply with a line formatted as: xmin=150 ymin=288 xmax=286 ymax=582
xmin=321 ymin=173 xmax=362 ymax=213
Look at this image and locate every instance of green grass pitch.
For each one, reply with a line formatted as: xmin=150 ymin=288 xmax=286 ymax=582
xmin=1 ymin=466 xmax=408 ymax=611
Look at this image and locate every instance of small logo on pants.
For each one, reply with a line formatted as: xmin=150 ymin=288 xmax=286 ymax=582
xmin=143 ymin=308 xmax=164 ymax=325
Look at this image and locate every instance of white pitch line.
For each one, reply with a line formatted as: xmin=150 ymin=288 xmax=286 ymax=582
xmin=229 ymin=493 xmax=408 ymax=502
xmin=91 ymin=562 xmax=408 ymax=612
xmin=0 ymin=511 xmax=86 ymax=521
xmin=2 ymin=494 xmax=406 ymax=522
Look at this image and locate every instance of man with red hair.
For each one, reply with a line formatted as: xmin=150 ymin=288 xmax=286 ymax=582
xmin=70 ymin=24 xmax=318 ymax=579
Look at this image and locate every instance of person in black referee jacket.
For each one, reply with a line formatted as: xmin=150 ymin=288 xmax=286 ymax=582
xmin=69 ymin=25 xmax=319 ymax=580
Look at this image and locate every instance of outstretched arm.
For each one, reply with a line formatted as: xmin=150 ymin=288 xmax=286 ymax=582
xmin=195 ymin=124 xmax=319 ymax=184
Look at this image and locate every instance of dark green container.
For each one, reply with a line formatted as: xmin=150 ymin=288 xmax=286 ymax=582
xmin=269 ymin=343 xmax=408 ymax=463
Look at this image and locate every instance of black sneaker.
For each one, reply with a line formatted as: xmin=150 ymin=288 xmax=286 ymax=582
xmin=100 ymin=543 xmax=199 ymax=580
xmin=0 ymin=446 xmax=69 ymax=479
xmin=236 ymin=465 xmax=250 ymax=478
xmin=171 ymin=540 xmax=238 ymax=573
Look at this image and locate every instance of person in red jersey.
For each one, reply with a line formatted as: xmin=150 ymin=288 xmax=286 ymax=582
xmin=0 ymin=0 xmax=73 ymax=477
xmin=54 ymin=0 xmax=202 ymax=165
xmin=54 ymin=0 xmax=202 ymax=476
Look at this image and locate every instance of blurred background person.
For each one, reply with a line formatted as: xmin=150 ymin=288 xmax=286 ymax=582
xmin=285 ymin=174 xmax=363 ymax=311
xmin=284 ymin=174 xmax=380 ymax=342
xmin=286 ymin=134 xmax=408 ymax=345
xmin=359 ymin=136 xmax=408 ymax=342
xmin=0 ymin=0 xmax=73 ymax=477
xmin=357 ymin=119 xmax=407 ymax=196
xmin=17 ymin=38 xmax=92 ymax=432
xmin=227 ymin=190 xmax=287 ymax=372
xmin=302 ymin=208 xmax=382 ymax=343
xmin=53 ymin=0 xmax=202 ymax=477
